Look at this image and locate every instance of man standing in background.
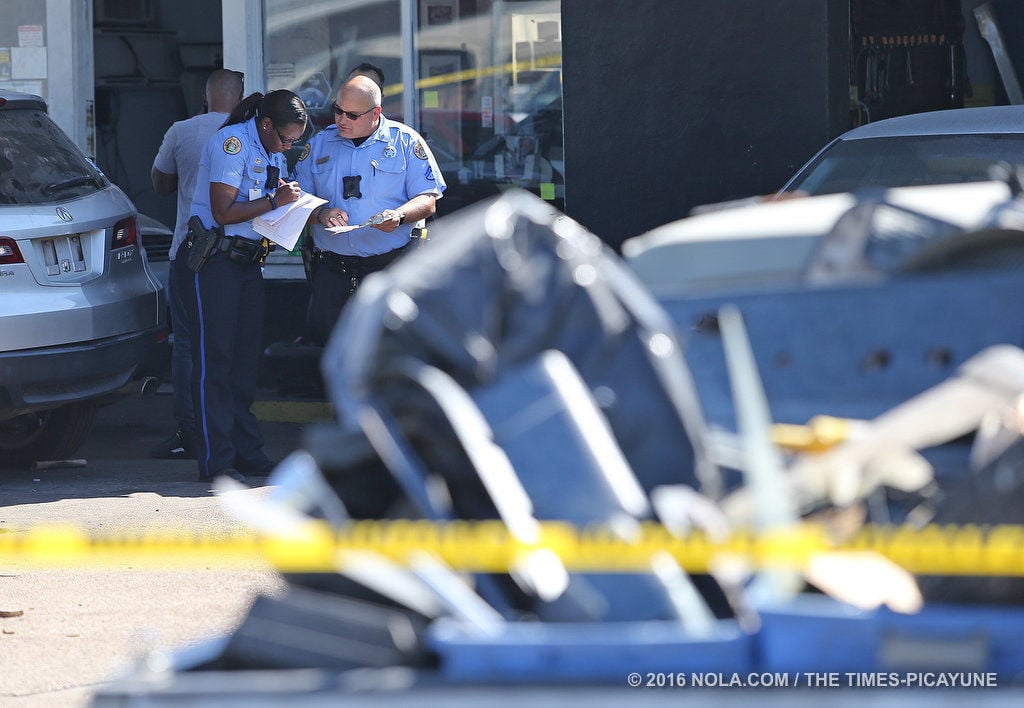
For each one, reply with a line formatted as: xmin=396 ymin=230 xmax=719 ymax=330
xmin=149 ymin=69 xmax=244 ymax=459
xmin=349 ymin=62 xmax=385 ymax=88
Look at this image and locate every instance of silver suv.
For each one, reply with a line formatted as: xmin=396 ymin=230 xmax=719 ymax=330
xmin=0 ymin=90 xmax=165 ymax=467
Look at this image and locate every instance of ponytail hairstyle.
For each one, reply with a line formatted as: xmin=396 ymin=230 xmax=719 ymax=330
xmin=222 ymin=89 xmax=308 ymax=133
xmin=221 ymin=92 xmax=264 ymax=128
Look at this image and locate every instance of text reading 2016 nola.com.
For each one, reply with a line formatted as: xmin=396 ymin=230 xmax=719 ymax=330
xmin=627 ymin=672 xmax=998 ymax=688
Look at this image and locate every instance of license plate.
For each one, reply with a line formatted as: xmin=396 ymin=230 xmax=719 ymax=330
xmin=42 ymin=235 xmax=87 ymax=276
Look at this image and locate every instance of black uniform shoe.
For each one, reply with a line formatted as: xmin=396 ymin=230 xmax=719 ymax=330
xmin=218 ymin=468 xmax=247 ymax=483
xmin=150 ymin=427 xmax=196 ymax=459
xmin=235 ymin=458 xmax=278 ymax=478
xmin=198 ymin=468 xmax=246 ymax=484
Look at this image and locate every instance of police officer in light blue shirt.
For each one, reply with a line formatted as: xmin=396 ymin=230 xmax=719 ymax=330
xmin=295 ymin=75 xmax=446 ymax=345
xmin=149 ymin=69 xmax=244 ymax=462
xmin=191 ymin=118 xmax=291 ymax=244
xmin=182 ymin=89 xmax=307 ymax=484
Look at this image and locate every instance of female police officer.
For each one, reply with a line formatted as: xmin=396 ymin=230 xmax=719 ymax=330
xmin=183 ymin=89 xmax=307 ymax=483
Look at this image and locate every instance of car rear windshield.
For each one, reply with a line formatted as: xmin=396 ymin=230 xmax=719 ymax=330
xmin=787 ymin=134 xmax=1024 ymax=196
xmin=0 ymin=107 xmax=108 ymax=205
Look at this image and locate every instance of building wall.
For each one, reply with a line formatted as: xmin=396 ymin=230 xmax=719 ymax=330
xmin=94 ymin=0 xmax=224 ymax=230
xmin=561 ymin=0 xmax=849 ymax=249
xmin=33 ymin=0 xmax=1024 ymax=249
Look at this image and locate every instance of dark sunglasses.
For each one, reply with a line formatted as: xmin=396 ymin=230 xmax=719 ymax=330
xmin=273 ymin=124 xmax=301 ymax=146
xmin=331 ymin=103 xmax=377 ymax=120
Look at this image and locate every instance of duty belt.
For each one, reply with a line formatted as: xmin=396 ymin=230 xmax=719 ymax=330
xmin=224 ymin=235 xmax=272 ymax=265
xmin=313 ymin=245 xmax=408 ymax=276
xmin=185 ymin=232 xmax=271 ymax=266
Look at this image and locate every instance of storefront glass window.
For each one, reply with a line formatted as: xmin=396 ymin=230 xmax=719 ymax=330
xmin=0 ymin=3 xmax=48 ymax=102
xmin=264 ymin=0 xmax=563 ymax=216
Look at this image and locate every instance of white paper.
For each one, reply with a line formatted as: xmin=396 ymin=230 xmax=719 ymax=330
xmin=325 ymin=223 xmax=370 ymax=234
xmin=252 ymin=192 xmax=326 ymax=251
xmin=258 ymin=191 xmax=319 ymax=224
xmin=325 ymin=214 xmax=385 ymax=234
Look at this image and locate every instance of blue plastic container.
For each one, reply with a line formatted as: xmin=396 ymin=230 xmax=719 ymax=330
xmin=758 ymin=594 xmax=1024 ymax=682
xmin=427 ymin=618 xmax=753 ymax=682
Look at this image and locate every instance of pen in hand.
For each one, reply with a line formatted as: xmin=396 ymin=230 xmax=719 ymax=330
xmin=275 ymin=177 xmax=302 ymax=206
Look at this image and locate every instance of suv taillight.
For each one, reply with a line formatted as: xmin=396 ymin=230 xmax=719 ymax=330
xmin=111 ymin=216 xmax=139 ymax=249
xmin=0 ymin=237 xmax=25 ymax=264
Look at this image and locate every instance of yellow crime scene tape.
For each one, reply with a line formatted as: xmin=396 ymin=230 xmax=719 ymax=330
xmin=2 ymin=520 xmax=1024 ymax=575
xmin=380 ymin=55 xmax=562 ymax=98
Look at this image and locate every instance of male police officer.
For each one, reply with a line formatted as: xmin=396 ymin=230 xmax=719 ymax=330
xmin=295 ymin=75 xmax=446 ymax=346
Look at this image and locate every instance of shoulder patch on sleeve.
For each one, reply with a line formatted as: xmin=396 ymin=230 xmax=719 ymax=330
xmin=223 ymin=136 xmax=242 ymax=155
xmin=298 ymin=143 xmax=311 ymax=161
xmin=413 ymin=140 xmax=428 ymax=160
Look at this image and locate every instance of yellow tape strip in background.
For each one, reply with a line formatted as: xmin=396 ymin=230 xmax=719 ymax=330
xmin=1 ymin=521 xmax=1023 ymax=575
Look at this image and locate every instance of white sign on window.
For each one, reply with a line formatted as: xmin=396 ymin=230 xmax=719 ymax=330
xmin=11 ymin=46 xmax=46 ymax=80
xmin=18 ymin=25 xmax=44 ymax=48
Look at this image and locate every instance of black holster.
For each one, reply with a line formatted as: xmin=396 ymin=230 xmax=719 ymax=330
xmin=185 ymin=216 xmax=224 ymax=273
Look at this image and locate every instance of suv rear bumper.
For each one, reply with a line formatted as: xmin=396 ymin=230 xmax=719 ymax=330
xmin=0 ymin=329 xmax=160 ymax=419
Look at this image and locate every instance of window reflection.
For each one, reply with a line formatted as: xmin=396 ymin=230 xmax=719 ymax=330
xmin=264 ymin=0 xmax=563 ymax=215
xmin=0 ymin=2 xmax=48 ymax=102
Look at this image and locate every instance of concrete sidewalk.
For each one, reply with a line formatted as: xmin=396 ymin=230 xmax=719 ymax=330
xmin=0 ymin=389 xmax=331 ymax=706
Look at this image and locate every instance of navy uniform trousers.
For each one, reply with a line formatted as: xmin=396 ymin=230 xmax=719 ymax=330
xmin=306 ymin=245 xmax=408 ymax=346
xmin=178 ymin=250 xmax=268 ymax=478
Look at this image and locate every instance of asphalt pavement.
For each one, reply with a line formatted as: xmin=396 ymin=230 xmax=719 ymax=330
xmin=0 ymin=387 xmax=332 ymax=707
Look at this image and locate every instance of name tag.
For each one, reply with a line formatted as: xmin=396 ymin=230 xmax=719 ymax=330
xmin=248 ymin=188 xmax=263 ymax=201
